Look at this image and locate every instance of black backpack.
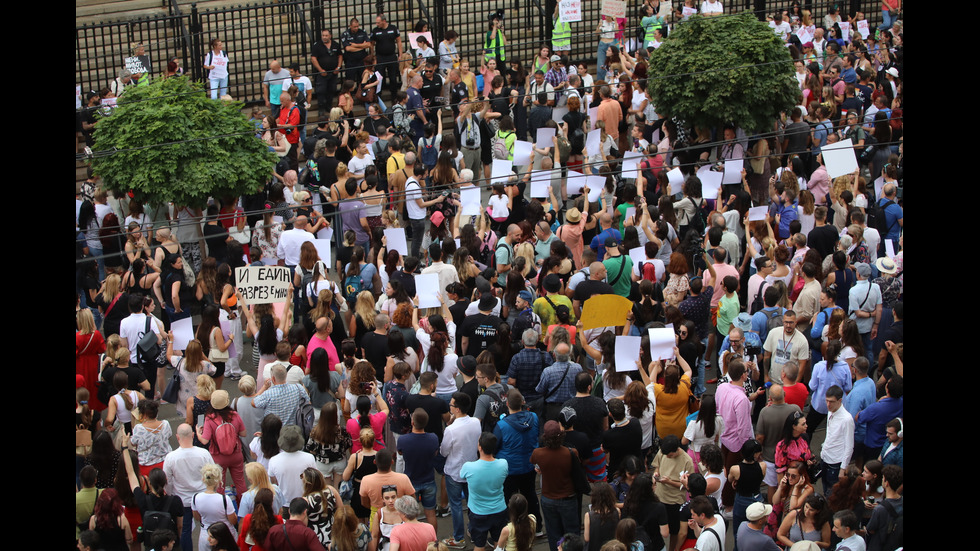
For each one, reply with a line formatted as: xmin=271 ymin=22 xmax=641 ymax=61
xmin=869 ymin=198 xmax=897 ymax=238
xmin=750 ymin=278 xmax=767 ymax=314
xmin=879 ymin=501 xmax=904 ymax=551
xmin=373 ymin=140 xmax=393 ymax=187
xmin=143 ymin=495 xmax=178 ymax=544
xmin=481 ymin=383 xmax=509 ymax=433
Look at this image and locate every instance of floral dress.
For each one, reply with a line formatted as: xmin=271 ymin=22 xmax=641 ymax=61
xmin=251 ymin=221 xmax=283 ymax=262
xmin=664 ymin=273 xmax=690 ymax=306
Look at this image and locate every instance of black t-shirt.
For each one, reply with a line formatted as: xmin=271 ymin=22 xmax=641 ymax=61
xmin=420 ymin=74 xmax=444 ymax=103
xmin=573 ymin=279 xmax=615 ymax=304
xmin=629 ymin=501 xmax=669 ymax=551
xmin=101 ymin=365 xmax=148 ymax=391
xmin=562 ymin=395 xmax=608 ymax=446
xmin=133 ymin=487 xmax=184 ymax=534
xmin=460 ymin=313 xmax=503 ymax=357
xmin=603 ymin=418 xmax=643 ymax=475
xmin=360 ymin=331 xmax=391 ymax=381
xmin=363 ymin=116 xmax=391 ymax=137
xmin=563 ymin=111 xmax=586 ymax=153
xmin=807 ymin=224 xmax=840 ymax=259
xmin=451 ymin=82 xmax=469 ymax=114
xmin=488 ymin=88 xmax=512 ymax=116
xmin=404 ymin=393 xmax=450 ymax=441
xmin=448 ymin=299 xmax=470 ymax=355
xmin=459 ymin=377 xmax=479 ymax=417
xmin=317 ymin=156 xmax=340 ymax=189
xmin=390 ymin=270 xmax=417 ymax=299
xmin=312 ymin=39 xmax=343 ymax=72
xmin=203 ymin=224 xmax=229 ymax=264
xmin=370 ymin=25 xmax=400 ymax=57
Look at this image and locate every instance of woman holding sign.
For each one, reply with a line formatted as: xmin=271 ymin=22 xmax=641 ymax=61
xmin=638 ymin=346 xmax=693 ymax=440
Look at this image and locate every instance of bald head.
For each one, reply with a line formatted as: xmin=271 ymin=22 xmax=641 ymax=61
xmin=554 ymin=342 xmax=571 ymax=362
xmin=768 ymin=384 xmax=785 ymax=403
xmin=315 ymin=316 xmax=330 ymax=334
xmin=270 ymin=60 xmax=281 ymax=72
xmin=599 ymin=212 xmax=612 ymax=228
xmin=176 ymin=423 xmax=194 ymax=446
xmin=590 ymin=262 xmax=606 ymax=280
xmin=883 ymin=183 xmax=897 ymax=198
xmin=294 ymin=215 xmax=308 ymax=229
xmin=279 ymin=91 xmax=292 ymax=105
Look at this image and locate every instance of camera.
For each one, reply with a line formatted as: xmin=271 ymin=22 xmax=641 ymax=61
xmin=746 ymin=345 xmax=762 ymax=357
xmin=466 ymin=137 xmax=476 ymax=147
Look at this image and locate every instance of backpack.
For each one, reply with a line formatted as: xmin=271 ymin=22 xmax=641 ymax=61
xmin=879 ymin=500 xmax=904 ymax=551
xmin=295 ymin=398 xmax=316 ymax=441
xmin=511 ymin=307 xmax=539 ymax=340
xmin=373 ymin=140 xmax=393 ymax=186
xmin=212 ymin=418 xmax=241 ymax=455
xmin=688 ymin=197 xmax=707 ymax=236
xmin=298 ymin=157 xmax=320 ymax=189
xmin=492 ymin=131 xmax=513 ymax=160
xmin=420 ymin=135 xmax=439 ymax=167
xmin=136 ymin=317 xmax=162 ymax=369
xmin=869 ymin=198 xmax=897 ymax=237
xmin=142 ymin=495 xmax=178 ymax=545
xmin=297 ymin=267 xmax=316 ymax=307
xmin=343 ymin=269 xmax=364 ymax=300
xmin=481 ymin=383 xmax=509 ymax=433
xmin=750 ymin=278 xmax=767 ymax=314
xmin=762 ymin=308 xmax=785 ymax=341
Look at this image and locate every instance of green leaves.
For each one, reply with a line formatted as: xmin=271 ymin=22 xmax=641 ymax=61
xmin=648 ymin=12 xmax=797 ymax=133
xmin=91 ymin=76 xmax=276 ymax=208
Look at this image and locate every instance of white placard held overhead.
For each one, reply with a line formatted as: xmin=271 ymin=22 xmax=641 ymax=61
xmin=697 ymin=165 xmax=724 ymax=200
xmin=384 ymin=228 xmax=408 ymax=256
xmin=588 ymin=106 xmax=599 ymax=130
xmin=531 ymin=169 xmax=553 ymax=198
xmin=512 ymin=140 xmax=534 ymax=166
xmin=723 ymin=159 xmax=744 ymax=184
xmin=856 ymin=20 xmax=869 ymax=39
xmin=566 ymin=170 xmax=586 ymax=196
xmin=171 ymin=317 xmax=195 ymax=351
xmin=666 ymin=168 xmax=685 ymax=193
xmin=624 ymin=207 xmax=636 ymax=225
xmin=628 ymin=246 xmax=646 ymax=267
xmin=600 ymin=0 xmax=626 ymax=18
xmin=586 ymin=176 xmax=605 ymax=202
xmin=460 ymin=185 xmax=481 ymax=216
xmin=621 ymin=151 xmax=644 ymax=179
xmin=585 ymin=129 xmax=602 ymax=156
xmin=839 ymin=22 xmax=851 ymax=40
xmin=796 ymin=28 xmax=813 ymax=45
xmin=414 ymin=273 xmax=441 ymax=308
xmin=235 ymin=266 xmax=291 ymax=305
xmin=316 ymin=227 xmax=333 ymax=241
xmin=559 ymin=0 xmax=582 ymax=22
xmin=648 ymin=327 xmax=676 ymax=361
xmin=312 ymin=239 xmax=332 ymax=266
xmin=748 ymin=206 xmax=769 ymax=222
xmin=822 ymin=140 xmax=858 ymax=178
xmin=873 ymin=177 xmax=885 ymax=201
xmin=551 ymin=106 xmax=569 ymax=124
xmin=491 ymin=159 xmax=513 ymax=185
xmin=614 ymin=336 xmax=642 ymax=372
xmin=536 ymin=127 xmax=556 ymax=147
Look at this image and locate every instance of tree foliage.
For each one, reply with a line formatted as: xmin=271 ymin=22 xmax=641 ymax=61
xmin=647 ymin=12 xmax=798 ymax=133
xmin=91 ymin=76 xmax=276 ymax=207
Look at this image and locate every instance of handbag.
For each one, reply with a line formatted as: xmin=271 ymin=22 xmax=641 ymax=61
xmin=208 ymin=328 xmax=230 ymax=363
xmin=137 ymin=317 xmax=162 ymax=368
xmin=339 ymin=478 xmax=354 ymax=501
xmin=161 ymin=359 xmax=182 ymax=404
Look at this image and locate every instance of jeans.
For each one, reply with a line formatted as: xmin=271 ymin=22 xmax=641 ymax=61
xmin=445 ymin=475 xmax=468 ymax=541
xmin=882 ymin=9 xmax=897 ymax=31
xmin=732 ymin=493 xmax=762 ymax=551
xmin=860 ymin=331 xmax=874 ymax=368
xmin=181 ymin=505 xmax=194 ymax=551
xmin=540 ymin=495 xmax=580 ymax=551
xmin=822 ymin=462 xmax=841 ymax=496
xmin=597 ymin=42 xmax=613 ymax=81
xmin=409 ymin=218 xmax=426 ymax=259
xmin=696 ymin=336 xmax=709 ymax=396
xmin=210 ymin=76 xmax=229 ymax=99
xmin=89 ymin=243 xmax=106 ymax=281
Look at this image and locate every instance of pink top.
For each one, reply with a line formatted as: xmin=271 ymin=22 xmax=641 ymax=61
xmin=201 ymin=412 xmax=245 ymax=457
xmin=347 ymin=412 xmax=387 ymax=452
xmin=706 ymin=263 xmax=740 ymax=308
xmin=557 ymin=216 xmax=588 ymax=269
xmin=774 ymin=436 xmax=813 ymax=472
xmin=809 ymin=166 xmax=830 ymax=205
xmin=714 ymin=381 xmax=753 ymax=452
xmin=307 ymin=334 xmax=340 ymax=371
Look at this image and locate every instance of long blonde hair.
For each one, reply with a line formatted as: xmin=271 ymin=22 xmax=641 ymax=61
xmin=245 ymin=462 xmax=274 ymax=492
xmin=102 ymin=274 xmax=121 ymax=303
xmin=77 ymin=309 xmax=96 ymax=335
xmin=354 ymin=291 xmax=376 ymax=330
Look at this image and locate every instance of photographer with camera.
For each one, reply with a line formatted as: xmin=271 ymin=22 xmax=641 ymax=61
xmin=420 ymin=59 xmax=445 ymax=124
xmin=718 ymin=321 xmax=766 ymax=416
xmin=484 ymin=10 xmax=507 ymax=65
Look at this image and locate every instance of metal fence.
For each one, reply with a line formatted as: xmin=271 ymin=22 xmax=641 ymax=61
xmin=76 ymin=0 xmax=888 ymax=103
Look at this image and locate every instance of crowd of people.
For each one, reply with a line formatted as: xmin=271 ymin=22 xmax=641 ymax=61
xmin=77 ymin=3 xmax=903 ymax=551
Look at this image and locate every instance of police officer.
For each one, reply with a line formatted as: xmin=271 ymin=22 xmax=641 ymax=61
xmin=341 ymin=18 xmax=370 ymax=89
xmin=419 ymin=59 xmax=444 ymax=124
xmin=371 ymin=13 xmax=402 ymax=100
xmin=311 ymin=29 xmax=343 ymax=120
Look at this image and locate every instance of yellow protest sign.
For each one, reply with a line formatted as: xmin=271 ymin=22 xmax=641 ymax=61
xmin=580 ymin=294 xmax=633 ymax=330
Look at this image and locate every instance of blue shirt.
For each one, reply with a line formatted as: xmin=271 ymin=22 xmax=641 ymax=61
xmin=397 ymin=432 xmax=439 ymax=485
xmin=810 ymin=307 xmax=840 ymax=339
xmin=878 ymin=198 xmax=903 ymax=240
xmin=858 ymin=396 xmax=903 ymax=448
xmin=493 ymin=410 xmax=539 ymax=475
xmin=459 ymin=458 xmax=509 ymax=514
xmin=407 ymin=87 xmax=425 ymax=135
xmin=775 ymin=202 xmax=799 ymax=239
xmin=812 ymin=120 xmax=833 ymax=154
xmin=843 ymin=377 xmax=877 ymax=442
xmin=589 ymin=228 xmax=622 ymax=261
xmin=808 ymin=360 xmax=852 ymax=414
xmin=751 ymin=307 xmax=785 ymax=342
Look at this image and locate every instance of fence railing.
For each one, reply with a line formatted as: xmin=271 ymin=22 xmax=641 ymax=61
xmin=76 ymin=0 xmax=888 ymax=103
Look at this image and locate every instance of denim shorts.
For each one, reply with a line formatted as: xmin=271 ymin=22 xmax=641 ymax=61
xmin=415 ymin=479 xmax=437 ymax=509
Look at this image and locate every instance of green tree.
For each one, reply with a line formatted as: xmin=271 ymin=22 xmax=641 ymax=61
xmin=91 ymin=76 xmax=276 ymax=207
xmin=647 ymin=12 xmax=798 ymax=133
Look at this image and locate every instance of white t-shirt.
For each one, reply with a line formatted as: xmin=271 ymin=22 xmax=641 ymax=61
xmin=488 ymin=194 xmax=510 ymax=220
xmin=405 ymin=179 xmax=426 ymax=220
xmin=95 ymin=203 xmax=114 ymax=226
xmin=267 ymin=450 xmax=317 ymax=503
xmin=348 ymin=155 xmax=373 ymax=180
xmin=119 ymin=313 xmax=161 ymax=363
xmin=694 ymin=517 xmax=727 ymax=551
xmin=632 ymin=257 xmax=665 ymax=281
xmin=683 ymin=415 xmax=725 ymax=452
xmin=770 ymin=21 xmax=792 ymax=41
xmin=701 ymin=0 xmax=723 ymax=15
xmin=422 ymin=353 xmax=460 ymax=395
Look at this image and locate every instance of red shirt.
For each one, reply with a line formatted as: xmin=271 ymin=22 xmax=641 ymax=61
xmin=783 ymin=382 xmax=809 ymax=411
xmin=278 ymin=104 xmax=301 ymax=144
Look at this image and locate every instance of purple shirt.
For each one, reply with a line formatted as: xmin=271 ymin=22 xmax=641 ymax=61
xmin=338 ymin=199 xmax=369 ymax=244
xmin=715 ymin=381 xmax=753 ymax=452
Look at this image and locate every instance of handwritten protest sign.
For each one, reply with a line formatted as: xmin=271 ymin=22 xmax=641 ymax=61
xmin=559 ymin=0 xmax=582 ymax=22
xmin=235 ymin=266 xmax=291 ymax=305
xmin=600 ymin=0 xmax=626 ymax=18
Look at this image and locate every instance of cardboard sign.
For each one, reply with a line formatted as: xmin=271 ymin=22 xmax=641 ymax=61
xmin=235 ymin=266 xmax=291 ymax=305
xmin=124 ymin=55 xmax=152 ymax=75
xmin=600 ymin=0 xmax=626 ymax=19
xmin=559 ymin=0 xmax=582 ymax=22
xmin=580 ymin=294 xmax=633 ymax=330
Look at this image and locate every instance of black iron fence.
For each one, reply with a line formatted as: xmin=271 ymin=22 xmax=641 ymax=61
xmin=76 ymin=0 xmax=888 ymax=104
